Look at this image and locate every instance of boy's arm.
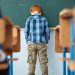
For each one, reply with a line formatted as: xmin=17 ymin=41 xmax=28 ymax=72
xmin=25 ymin=19 xmax=30 ymax=43
xmin=44 ymin=20 xmax=50 ymax=44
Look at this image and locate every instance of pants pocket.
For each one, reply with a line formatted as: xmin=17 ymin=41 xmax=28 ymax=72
xmin=28 ymin=44 xmax=35 ymax=51
xmin=38 ymin=50 xmax=48 ymax=64
xmin=27 ymin=50 xmax=37 ymax=63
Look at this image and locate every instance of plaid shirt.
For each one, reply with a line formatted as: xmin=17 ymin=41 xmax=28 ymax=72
xmin=25 ymin=14 xmax=50 ymax=44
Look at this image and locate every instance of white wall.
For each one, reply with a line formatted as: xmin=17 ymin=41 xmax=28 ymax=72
xmin=13 ymin=29 xmax=69 ymax=75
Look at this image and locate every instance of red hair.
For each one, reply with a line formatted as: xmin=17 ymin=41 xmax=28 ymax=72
xmin=30 ymin=5 xmax=43 ymax=13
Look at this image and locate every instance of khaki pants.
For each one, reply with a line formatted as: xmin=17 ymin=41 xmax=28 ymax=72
xmin=27 ymin=43 xmax=48 ymax=75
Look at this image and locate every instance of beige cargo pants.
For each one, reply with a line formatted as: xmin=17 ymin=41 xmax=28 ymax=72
xmin=27 ymin=43 xmax=48 ymax=75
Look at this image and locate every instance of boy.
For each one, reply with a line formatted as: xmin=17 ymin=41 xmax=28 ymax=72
xmin=25 ymin=5 xmax=50 ymax=75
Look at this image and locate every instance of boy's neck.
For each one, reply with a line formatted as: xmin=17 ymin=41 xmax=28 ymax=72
xmin=31 ymin=11 xmax=41 ymax=15
xmin=32 ymin=13 xmax=41 ymax=16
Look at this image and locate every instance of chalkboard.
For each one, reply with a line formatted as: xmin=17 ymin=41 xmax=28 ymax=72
xmin=0 ymin=7 xmax=2 ymax=18
xmin=0 ymin=0 xmax=75 ymax=28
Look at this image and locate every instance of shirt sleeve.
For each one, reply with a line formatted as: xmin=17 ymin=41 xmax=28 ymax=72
xmin=44 ymin=20 xmax=50 ymax=44
xmin=24 ymin=18 xmax=30 ymax=43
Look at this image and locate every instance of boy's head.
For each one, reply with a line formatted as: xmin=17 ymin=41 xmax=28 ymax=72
xmin=30 ymin=5 xmax=43 ymax=15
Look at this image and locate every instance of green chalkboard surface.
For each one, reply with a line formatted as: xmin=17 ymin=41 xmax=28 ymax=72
xmin=0 ymin=0 xmax=75 ymax=28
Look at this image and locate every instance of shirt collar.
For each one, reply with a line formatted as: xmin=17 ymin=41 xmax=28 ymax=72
xmin=32 ymin=13 xmax=41 ymax=16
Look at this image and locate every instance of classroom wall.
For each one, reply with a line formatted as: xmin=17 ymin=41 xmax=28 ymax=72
xmin=13 ymin=29 xmax=70 ymax=75
xmin=0 ymin=0 xmax=75 ymax=27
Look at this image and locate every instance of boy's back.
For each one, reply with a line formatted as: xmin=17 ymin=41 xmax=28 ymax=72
xmin=25 ymin=14 xmax=50 ymax=44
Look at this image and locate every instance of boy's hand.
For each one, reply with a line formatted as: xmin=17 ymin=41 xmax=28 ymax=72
xmin=46 ymin=44 xmax=48 ymax=47
xmin=28 ymin=41 xmax=30 ymax=44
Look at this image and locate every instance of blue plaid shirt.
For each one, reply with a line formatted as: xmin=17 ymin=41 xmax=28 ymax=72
xmin=25 ymin=14 xmax=50 ymax=44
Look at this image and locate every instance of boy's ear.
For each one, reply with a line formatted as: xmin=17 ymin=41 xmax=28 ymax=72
xmin=30 ymin=12 xmax=33 ymax=15
xmin=39 ymin=12 xmax=42 ymax=15
xmin=40 ymin=11 xmax=44 ymax=15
